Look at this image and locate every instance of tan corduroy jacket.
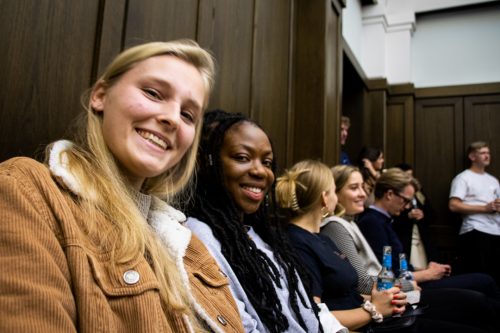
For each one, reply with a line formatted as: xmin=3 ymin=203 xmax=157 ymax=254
xmin=0 ymin=143 xmax=243 ymax=333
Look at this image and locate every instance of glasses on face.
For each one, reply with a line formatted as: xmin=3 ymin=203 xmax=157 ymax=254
xmin=394 ymin=192 xmax=413 ymax=206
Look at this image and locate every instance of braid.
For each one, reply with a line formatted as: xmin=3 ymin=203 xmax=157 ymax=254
xmin=185 ymin=110 xmax=321 ymax=332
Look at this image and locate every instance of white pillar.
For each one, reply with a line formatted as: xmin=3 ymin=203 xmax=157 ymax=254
xmin=361 ymin=0 xmax=416 ymax=84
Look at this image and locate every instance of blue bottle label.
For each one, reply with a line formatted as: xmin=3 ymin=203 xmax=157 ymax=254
xmin=377 ymin=280 xmax=394 ymax=290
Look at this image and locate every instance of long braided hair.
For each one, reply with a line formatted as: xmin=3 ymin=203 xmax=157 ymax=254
xmin=185 ymin=110 xmax=320 ymax=333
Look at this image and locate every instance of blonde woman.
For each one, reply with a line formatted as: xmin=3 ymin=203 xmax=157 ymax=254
xmin=275 ymin=160 xmax=405 ymax=332
xmin=0 ymin=40 xmax=243 ymax=333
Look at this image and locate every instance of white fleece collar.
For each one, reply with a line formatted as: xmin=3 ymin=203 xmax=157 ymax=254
xmin=49 ymin=140 xmax=82 ymax=196
xmin=48 ymin=140 xmax=192 ymax=258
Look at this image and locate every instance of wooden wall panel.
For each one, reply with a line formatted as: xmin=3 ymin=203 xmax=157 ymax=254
xmin=386 ymin=102 xmax=405 ymax=168
xmin=0 ymin=0 xmax=100 ymax=161
xmin=198 ymin=0 xmax=254 ymax=114
xmin=291 ymin=0 xmax=342 ymax=165
xmin=323 ymin=1 xmax=343 ymax=166
xmin=415 ymin=97 xmax=463 ymax=224
xmin=0 ymin=0 xmax=344 ymax=172
xmin=251 ymin=0 xmax=292 ymax=170
xmin=386 ymin=95 xmax=414 ymax=168
xmin=125 ymin=0 xmax=199 ymax=46
xmin=95 ymin=0 xmax=127 ymax=77
xmin=464 ymin=94 xmax=500 ymax=178
xmin=362 ymin=88 xmax=386 ymax=152
xmin=415 ymin=97 xmax=463 ymax=261
xmin=341 ymin=53 xmax=365 ymax=164
xmin=414 ymin=97 xmax=463 ymax=259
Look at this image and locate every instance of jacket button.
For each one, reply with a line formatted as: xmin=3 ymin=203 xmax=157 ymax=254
xmin=217 ymin=315 xmax=228 ymax=326
xmin=123 ymin=270 xmax=140 ymax=285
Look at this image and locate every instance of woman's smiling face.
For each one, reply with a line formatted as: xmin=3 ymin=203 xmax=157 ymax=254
xmin=90 ymin=55 xmax=206 ymax=189
xmin=220 ymin=121 xmax=274 ymax=214
xmin=337 ymin=171 xmax=367 ymax=215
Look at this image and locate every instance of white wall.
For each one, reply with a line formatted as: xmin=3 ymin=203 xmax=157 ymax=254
xmin=412 ymin=5 xmax=500 ymax=87
xmin=342 ymin=0 xmax=364 ymax=63
xmin=342 ymin=0 xmax=500 ymax=88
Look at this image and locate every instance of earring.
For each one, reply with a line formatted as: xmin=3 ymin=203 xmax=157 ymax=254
xmin=321 ymin=206 xmax=331 ymax=218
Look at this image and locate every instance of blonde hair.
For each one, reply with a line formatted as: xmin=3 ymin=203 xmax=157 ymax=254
xmin=47 ymin=40 xmax=215 ymax=330
xmin=374 ymin=167 xmax=419 ymax=199
xmin=276 ymin=159 xmax=334 ymax=218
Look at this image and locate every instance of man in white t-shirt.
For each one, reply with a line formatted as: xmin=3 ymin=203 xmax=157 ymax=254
xmin=449 ymin=141 xmax=500 ymax=284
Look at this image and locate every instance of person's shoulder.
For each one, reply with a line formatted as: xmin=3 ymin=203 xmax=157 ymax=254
xmin=321 ymin=216 xmax=348 ymax=233
xmin=185 ymin=217 xmax=221 ymax=249
xmin=0 ymin=157 xmax=51 ymax=187
xmin=1 ymin=156 xmax=46 ymax=174
xmin=287 ymin=224 xmax=313 ymax=243
xmin=186 ymin=217 xmax=212 ymax=233
xmin=357 ymin=209 xmax=385 ymax=227
xmin=484 ymin=171 xmax=499 ymax=182
xmin=358 ymin=208 xmax=378 ymax=220
xmin=452 ymin=169 xmax=469 ymax=180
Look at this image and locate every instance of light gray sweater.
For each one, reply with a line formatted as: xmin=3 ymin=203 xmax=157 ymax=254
xmin=186 ymin=217 xmax=320 ymax=333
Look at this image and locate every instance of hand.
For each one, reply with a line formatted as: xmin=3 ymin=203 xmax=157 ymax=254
xmin=493 ymin=199 xmax=500 ymax=212
xmin=485 ymin=200 xmax=500 ymax=213
xmin=426 ymin=261 xmax=450 ymax=280
xmin=362 ymin=159 xmax=378 ymax=178
xmin=370 ymin=283 xmax=406 ymax=317
xmin=408 ymin=208 xmax=424 ymax=220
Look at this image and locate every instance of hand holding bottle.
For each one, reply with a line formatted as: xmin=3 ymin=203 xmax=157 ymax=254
xmin=370 ymin=282 xmax=406 ymax=317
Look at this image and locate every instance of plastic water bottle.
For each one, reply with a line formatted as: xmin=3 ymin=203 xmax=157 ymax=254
xmin=398 ymin=253 xmax=413 ymax=280
xmin=395 ymin=253 xmax=413 ymax=288
xmin=377 ymin=246 xmax=395 ymax=290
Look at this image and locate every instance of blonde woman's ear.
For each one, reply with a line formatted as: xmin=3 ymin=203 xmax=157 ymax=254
xmin=320 ymin=191 xmax=328 ymax=207
xmin=90 ymin=80 xmax=107 ymax=113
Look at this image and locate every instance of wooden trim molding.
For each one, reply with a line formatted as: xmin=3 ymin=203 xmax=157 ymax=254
xmin=388 ymin=83 xmax=415 ymax=96
xmin=416 ymin=82 xmax=500 ymax=98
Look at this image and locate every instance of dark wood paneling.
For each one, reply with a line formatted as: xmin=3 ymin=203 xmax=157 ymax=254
xmin=386 ymin=95 xmax=414 ymax=168
xmin=291 ymin=0 xmax=342 ymax=165
xmin=125 ymin=0 xmax=199 ymax=46
xmin=464 ymin=94 xmax=500 ymax=178
xmin=386 ymin=102 xmax=405 ymax=167
xmin=415 ymin=97 xmax=463 ymax=222
xmin=323 ymin=1 xmax=343 ymax=166
xmin=416 ymin=82 xmax=500 ymax=98
xmin=251 ymin=0 xmax=292 ymax=170
xmin=292 ymin=0 xmax=327 ymax=162
xmin=341 ymin=52 xmax=365 ymax=165
xmin=0 ymin=0 xmax=100 ymax=161
xmin=362 ymin=88 xmax=386 ymax=152
xmin=95 ymin=0 xmax=127 ymax=77
xmin=0 ymin=0 xmax=344 ymax=174
xmin=414 ymin=97 xmax=463 ymax=258
xmin=198 ymin=0 xmax=254 ymax=114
